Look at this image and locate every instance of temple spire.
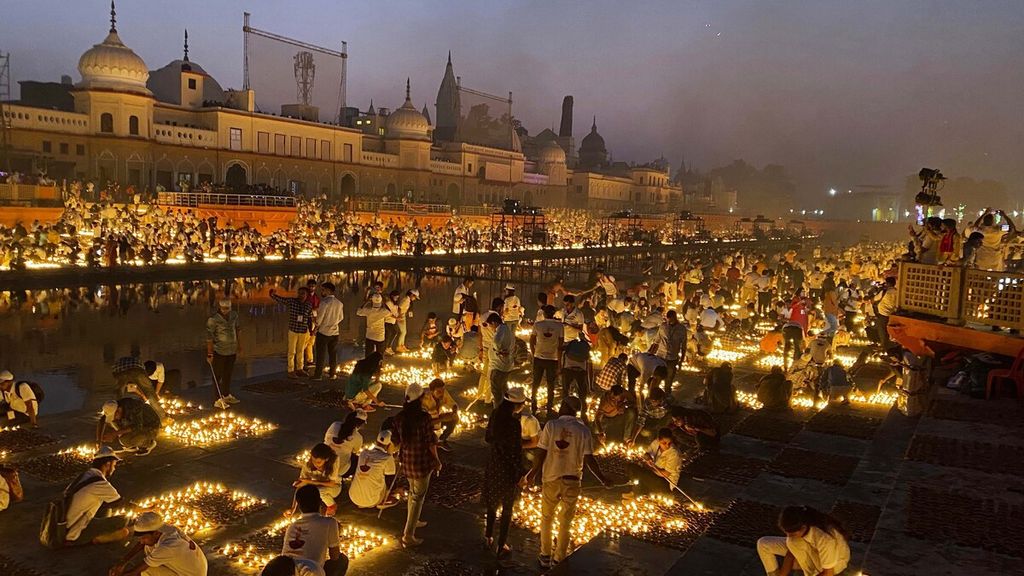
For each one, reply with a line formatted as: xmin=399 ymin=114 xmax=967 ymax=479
xmin=109 ymin=0 xmax=117 ymax=33
xmin=183 ymin=29 xmax=190 ymax=62
xmin=592 ymin=115 xmax=597 ymax=131
xmin=447 ymin=51 xmax=452 ymax=65
xmin=405 ymin=78 xmax=411 ymax=101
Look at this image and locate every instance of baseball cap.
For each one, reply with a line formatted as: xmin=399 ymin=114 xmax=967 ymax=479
xmin=505 ymin=284 xmax=515 ymax=291
xmin=93 ymin=445 xmax=122 ymax=462
xmin=355 ymin=409 xmax=368 ymax=421
xmin=133 ymin=511 xmax=164 ymax=533
xmin=504 ymin=387 xmax=527 ymax=404
xmin=218 ymin=299 xmax=232 ymax=309
xmin=376 ymin=430 xmax=392 ymax=445
xmin=0 ymin=369 xmax=13 ymax=382
xmin=409 ymin=289 xmax=420 ymax=298
xmin=101 ymin=401 xmax=119 ymax=422
xmin=405 ymin=382 xmax=424 ymax=401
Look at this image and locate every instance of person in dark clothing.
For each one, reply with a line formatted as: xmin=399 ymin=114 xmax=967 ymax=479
xmin=756 ymin=366 xmax=793 ymax=410
xmin=482 ymin=388 xmax=529 ymax=565
xmin=703 ymin=362 xmax=736 ymax=414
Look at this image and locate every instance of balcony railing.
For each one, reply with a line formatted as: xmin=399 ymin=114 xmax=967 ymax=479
xmin=897 ymin=262 xmax=1024 ymax=330
xmin=157 ymin=192 xmax=297 ymax=208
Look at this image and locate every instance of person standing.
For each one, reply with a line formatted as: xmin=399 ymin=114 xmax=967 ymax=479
xmin=561 ymin=335 xmax=592 ymax=423
xmin=651 ymin=310 xmax=687 ymax=389
xmin=488 ymin=314 xmax=516 ymax=410
xmin=501 ymin=284 xmax=523 ymax=330
xmin=108 ymin=512 xmax=208 ymax=576
xmin=302 ymin=279 xmax=322 ymax=372
xmin=530 ymin=305 xmax=564 ymax=415
xmin=395 ymin=289 xmax=419 ymax=353
xmin=527 ymin=397 xmax=610 ymax=569
xmin=556 ymin=295 xmax=585 ymax=343
xmin=312 ymin=283 xmax=344 ymax=381
xmin=821 ymin=273 xmax=840 ymax=338
xmin=356 ymin=294 xmax=391 ymax=358
xmin=757 ymin=506 xmax=850 ymax=576
xmin=281 ymin=485 xmax=349 ymax=576
xmin=483 ymin=388 xmax=529 ymax=564
xmin=453 ymin=276 xmax=475 ymax=315
xmin=391 ymin=383 xmax=442 ymax=548
xmin=270 ymin=287 xmax=314 ymax=378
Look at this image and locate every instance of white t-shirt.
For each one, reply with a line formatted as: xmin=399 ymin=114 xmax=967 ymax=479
xmin=699 ymin=308 xmax=721 ymax=330
xmin=629 ymin=353 xmax=667 ymax=387
xmin=317 ymin=296 xmax=345 ymax=337
xmin=488 ymin=324 xmax=516 ymax=373
xmin=65 ymin=469 xmax=122 ymax=541
xmin=453 ymin=284 xmax=472 ymax=314
xmin=149 ymin=363 xmax=165 ymax=386
xmin=356 ymin=305 xmax=391 ymax=342
xmin=520 ymin=414 xmax=541 ymax=440
xmin=502 ymin=294 xmax=523 ymax=322
xmin=1 ymin=382 xmax=36 ymax=415
xmin=557 ymin=308 xmax=585 ymax=342
xmin=647 ymin=440 xmax=683 ymax=486
xmin=281 ymin=513 xmax=340 ymax=564
xmin=537 ymin=415 xmax=594 ymax=483
xmin=532 ymin=319 xmax=564 ymax=361
xmin=598 ymin=275 xmax=618 ymax=297
xmin=144 ymin=525 xmax=208 ymax=576
xmin=348 ymin=447 xmax=396 ymax=508
xmin=323 ymin=424 xmax=362 ymax=477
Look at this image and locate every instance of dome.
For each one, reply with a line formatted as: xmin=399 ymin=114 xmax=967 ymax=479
xmin=77 ymin=30 xmax=151 ymax=95
xmin=385 ymin=80 xmax=431 ymax=141
xmin=538 ymin=140 xmax=566 ymax=164
xmin=580 ymin=117 xmax=606 ymax=153
xmin=147 ymin=60 xmax=225 ymax=105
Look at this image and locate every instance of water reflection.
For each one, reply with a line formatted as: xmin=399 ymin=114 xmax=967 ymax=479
xmin=0 ymin=254 xmax=660 ymax=415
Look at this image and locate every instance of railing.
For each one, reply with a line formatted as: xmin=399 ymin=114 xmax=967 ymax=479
xmin=157 ymin=192 xmax=297 ymax=208
xmin=897 ymin=262 xmax=1024 ymax=330
xmin=353 ymin=201 xmax=453 ymax=215
xmin=0 ymin=183 xmax=60 ymax=201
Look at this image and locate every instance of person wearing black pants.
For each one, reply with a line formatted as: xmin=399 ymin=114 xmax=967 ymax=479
xmin=210 ymin=352 xmax=236 ymax=399
xmin=781 ymin=322 xmax=804 ymax=370
xmin=313 ymin=333 xmax=339 ymax=379
xmin=531 ymin=358 xmax=558 ymax=414
xmin=483 ymin=389 xmax=529 ymax=565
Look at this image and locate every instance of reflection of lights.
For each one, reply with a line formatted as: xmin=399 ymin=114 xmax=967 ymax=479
xmin=163 ymin=412 xmax=275 ymax=445
xmin=220 ymin=515 xmax=388 ymax=568
xmin=117 ymin=482 xmax=267 ymax=534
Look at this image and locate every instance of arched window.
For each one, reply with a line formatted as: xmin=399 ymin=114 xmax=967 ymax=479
xmin=100 ymin=113 xmax=113 ymax=133
xmin=129 ymin=115 xmax=139 ymax=136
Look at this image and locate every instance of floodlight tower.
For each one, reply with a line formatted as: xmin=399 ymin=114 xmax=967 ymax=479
xmin=294 ymin=50 xmax=315 ymax=106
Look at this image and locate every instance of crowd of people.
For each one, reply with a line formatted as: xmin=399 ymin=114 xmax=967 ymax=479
xmin=0 ymin=234 xmax=935 ymax=575
xmin=0 ymin=181 xmax=777 ymax=271
xmin=907 ymin=207 xmax=1023 ymax=272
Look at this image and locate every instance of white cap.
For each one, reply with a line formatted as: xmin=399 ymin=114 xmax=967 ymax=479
xmin=218 ymin=299 xmax=232 ymax=308
xmin=376 ymin=429 xmax=392 ymax=445
xmin=607 ymin=299 xmax=625 ymax=314
xmin=133 ymin=511 xmax=164 ymax=533
xmin=447 ymin=318 xmax=457 ymax=326
xmin=93 ymin=445 xmax=122 ymax=462
xmin=505 ymin=284 xmax=515 ymax=291
xmin=101 ymin=401 xmax=118 ymax=422
xmin=409 ymin=289 xmax=420 ymax=298
xmin=405 ymin=382 xmax=425 ymax=401
xmin=0 ymin=369 xmax=12 ymax=382
xmin=355 ymin=409 xmax=368 ymax=421
xmin=504 ymin=387 xmax=527 ymax=404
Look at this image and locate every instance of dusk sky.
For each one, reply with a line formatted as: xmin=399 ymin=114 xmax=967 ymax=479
xmin=6 ymin=1 xmax=1023 ymax=203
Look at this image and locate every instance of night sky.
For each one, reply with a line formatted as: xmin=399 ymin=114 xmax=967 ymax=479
xmin=5 ymin=0 xmax=1023 ymax=203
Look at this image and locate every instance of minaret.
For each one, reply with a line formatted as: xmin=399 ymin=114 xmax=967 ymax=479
xmin=109 ymin=0 xmax=117 ymax=33
xmin=434 ymin=51 xmax=460 ymax=141
xmin=181 ymin=29 xmax=192 ymax=71
xmin=421 ymin=102 xmax=431 ymax=125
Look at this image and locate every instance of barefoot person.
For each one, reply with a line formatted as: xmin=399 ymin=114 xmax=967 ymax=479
xmin=757 ymin=505 xmax=850 ymax=576
xmin=391 ymin=383 xmax=442 ymax=547
xmin=482 ymin=387 xmax=529 ymax=563
xmin=108 ymin=511 xmax=208 ymax=576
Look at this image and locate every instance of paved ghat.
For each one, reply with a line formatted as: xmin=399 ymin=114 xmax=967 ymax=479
xmin=2 ymin=338 xmax=1021 ymax=576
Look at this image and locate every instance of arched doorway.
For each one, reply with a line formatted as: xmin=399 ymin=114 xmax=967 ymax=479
xmin=385 ymin=182 xmax=396 ymax=199
xmin=339 ymin=173 xmax=356 ymax=203
xmin=446 ymin=183 xmax=460 ymax=206
xmin=225 ymin=164 xmax=247 ymax=192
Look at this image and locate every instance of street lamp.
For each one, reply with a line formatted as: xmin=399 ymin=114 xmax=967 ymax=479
xmin=828 ymin=188 xmax=837 ymax=196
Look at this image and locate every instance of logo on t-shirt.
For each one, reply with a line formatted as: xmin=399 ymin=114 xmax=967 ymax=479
xmin=287 ymin=526 xmax=308 ymax=550
xmin=359 ymin=464 xmax=371 ymax=473
xmin=554 ymin=429 xmax=572 ymax=450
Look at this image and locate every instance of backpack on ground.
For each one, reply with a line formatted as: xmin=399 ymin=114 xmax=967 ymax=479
xmin=15 ymin=380 xmax=45 ymax=404
xmin=39 ymin=473 xmax=103 ymax=549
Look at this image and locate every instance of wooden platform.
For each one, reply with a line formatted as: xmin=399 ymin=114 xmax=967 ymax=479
xmin=889 ymin=314 xmax=1024 ymax=357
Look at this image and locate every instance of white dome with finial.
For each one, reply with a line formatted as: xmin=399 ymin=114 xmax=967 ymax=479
xmin=77 ymin=2 xmax=151 ymax=95
xmin=538 ymin=140 xmax=566 ymax=164
xmin=385 ymin=79 xmax=431 ymax=141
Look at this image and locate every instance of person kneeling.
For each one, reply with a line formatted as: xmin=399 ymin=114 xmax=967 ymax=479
xmin=623 ymin=428 xmax=682 ymax=500
xmin=294 ymin=443 xmax=342 ymax=517
xmin=108 ymin=511 xmax=208 ymax=576
xmin=262 ymin=555 xmax=327 ymax=576
xmin=348 ymin=430 xmax=398 ymax=510
xmin=757 ymin=505 xmax=850 ymax=576
xmin=282 ymin=485 xmax=349 ymax=576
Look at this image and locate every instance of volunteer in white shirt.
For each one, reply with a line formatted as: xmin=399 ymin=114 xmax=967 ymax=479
xmin=65 ymin=447 xmax=129 ymax=545
xmin=501 ymin=284 xmax=523 ymax=329
xmin=488 ymin=314 xmax=516 ymax=409
xmin=396 ymin=289 xmax=419 ymax=352
xmin=627 ymin=352 xmax=668 ymax=400
xmin=0 ymin=370 xmax=39 ymax=427
xmin=144 ymin=361 xmax=166 ymax=396
xmin=699 ymin=306 xmax=723 ymax=331
xmin=596 ymin=272 xmax=618 ymax=298
xmin=312 ymin=282 xmax=345 ymax=380
xmin=526 ymin=397 xmax=610 ymax=568
xmin=757 ymin=505 xmax=851 ymax=576
xmin=624 ymin=428 xmax=683 ymax=499
xmin=323 ymin=410 xmax=367 ymax=478
xmin=349 ymin=430 xmax=397 ymax=509
xmin=109 ymin=511 xmax=208 ymax=576
xmin=356 ymin=294 xmax=391 ymax=358
xmin=453 ymin=277 xmax=475 ymax=315
xmin=556 ymin=295 xmax=585 ymax=342
xmin=282 ymin=485 xmax=348 ymax=576
xmin=530 ymin=305 xmax=564 ymax=414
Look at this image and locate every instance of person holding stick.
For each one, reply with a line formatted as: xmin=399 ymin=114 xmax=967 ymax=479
xmin=622 ymin=428 xmax=683 ymax=500
xmin=206 ymin=298 xmax=241 ymax=409
xmin=526 ymin=396 xmax=610 ymax=569
xmin=349 ymin=430 xmax=398 ymax=510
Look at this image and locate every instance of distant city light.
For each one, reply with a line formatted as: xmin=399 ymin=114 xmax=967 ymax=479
xmin=828 ymin=188 xmax=837 ymax=196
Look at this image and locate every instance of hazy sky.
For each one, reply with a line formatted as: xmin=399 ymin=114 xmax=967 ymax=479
xmin=5 ymin=0 xmax=1023 ymax=204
